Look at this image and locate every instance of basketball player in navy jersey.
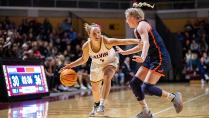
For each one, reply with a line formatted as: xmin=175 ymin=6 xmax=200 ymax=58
xmin=116 ymin=2 xmax=183 ymax=118
xmin=60 ymin=23 xmax=141 ymax=117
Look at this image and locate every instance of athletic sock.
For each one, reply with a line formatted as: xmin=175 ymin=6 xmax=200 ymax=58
xmin=168 ymin=93 xmax=175 ymax=102
xmin=139 ymin=100 xmax=149 ymax=113
xmin=99 ymin=99 xmax=105 ymax=106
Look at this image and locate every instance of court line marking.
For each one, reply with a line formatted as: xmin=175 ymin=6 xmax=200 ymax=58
xmin=153 ymin=93 xmax=207 ymax=116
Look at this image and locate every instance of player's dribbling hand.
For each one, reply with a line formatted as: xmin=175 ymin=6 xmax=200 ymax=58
xmin=59 ymin=65 xmax=71 ymax=73
xmin=132 ymin=56 xmax=144 ymax=63
xmin=115 ymin=46 xmax=126 ymax=55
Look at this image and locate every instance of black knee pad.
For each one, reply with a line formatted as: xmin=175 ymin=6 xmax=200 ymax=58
xmin=129 ymin=77 xmax=144 ymax=101
xmin=141 ymin=83 xmax=151 ymax=95
xmin=141 ymin=83 xmax=162 ymax=97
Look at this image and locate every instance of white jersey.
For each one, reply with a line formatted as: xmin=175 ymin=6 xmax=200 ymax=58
xmin=88 ymin=37 xmax=118 ymax=65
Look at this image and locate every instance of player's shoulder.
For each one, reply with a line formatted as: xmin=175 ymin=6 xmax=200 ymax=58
xmin=82 ymin=40 xmax=90 ymax=50
xmin=102 ymin=35 xmax=113 ymax=49
xmin=137 ymin=20 xmax=151 ymax=33
xmin=102 ymin=35 xmax=111 ymax=44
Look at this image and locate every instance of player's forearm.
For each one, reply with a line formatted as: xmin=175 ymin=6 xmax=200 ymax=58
xmin=66 ymin=57 xmax=86 ymax=68
xmin=121 ymin=39 xmax=139 ymax=45
xmin=122 ymin=45 xmax=141 ymax=55
xmin=140 ymin=42 xmax=149 ymax=60
xmin=109 ymin=38 xmax=139 ymax=46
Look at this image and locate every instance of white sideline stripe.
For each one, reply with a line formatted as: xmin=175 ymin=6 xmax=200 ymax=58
xmin=153 ymin=93 xmax=207 ymax=116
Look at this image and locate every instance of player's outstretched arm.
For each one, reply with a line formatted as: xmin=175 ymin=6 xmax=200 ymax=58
xmin=116 ymin=44 xmax=142 ymax=55
xmin=105 ymin=36 xmax=140 ymax=47
xmin=59 ymin=42 xmax=89 ymax=72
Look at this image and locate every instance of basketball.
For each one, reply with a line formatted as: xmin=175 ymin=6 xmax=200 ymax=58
xmin=60 ymin=69 xmax=77 ymax=86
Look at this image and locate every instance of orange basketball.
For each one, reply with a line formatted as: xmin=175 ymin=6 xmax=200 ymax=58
xmin=60 ymin=69 xmax=77 ymax=86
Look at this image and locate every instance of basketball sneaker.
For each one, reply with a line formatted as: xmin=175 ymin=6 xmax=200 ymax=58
xmin=133 ymin=110 xmax=153 ymax=118
xmin=89 ymin=105 xmax=98 ymax=117
xmin=97 ymin=104 xmax=104 ymax=113
xmin=172 ymin=92 xmax=183 ymax=113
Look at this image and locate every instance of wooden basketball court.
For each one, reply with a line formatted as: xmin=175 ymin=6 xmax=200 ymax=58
xmin=0 ymin=83 xmax=209 ymax=118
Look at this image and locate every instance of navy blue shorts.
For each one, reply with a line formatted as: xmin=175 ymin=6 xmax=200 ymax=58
xmin=142 ymin=56 xmax=171 ymax=76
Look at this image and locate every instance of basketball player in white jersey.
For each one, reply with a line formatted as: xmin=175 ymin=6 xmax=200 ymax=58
xmin=60 ymin=23 xmax=141 ymax=117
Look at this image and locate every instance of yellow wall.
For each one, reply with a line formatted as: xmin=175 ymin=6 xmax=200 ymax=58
xmin=162 ymin=18 xmax=209 ymax=32
xmin=84 ymin=18 xmax=125 ymax=38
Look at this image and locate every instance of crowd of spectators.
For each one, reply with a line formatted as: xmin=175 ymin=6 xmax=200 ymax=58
xmin=177 ymin=19 xmax=209 ymax=83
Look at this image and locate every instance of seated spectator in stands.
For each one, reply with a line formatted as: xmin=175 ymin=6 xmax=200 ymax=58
xmin=37 ymin=40 xmax=49 ymax=58
xmin=198 ymin=57 xmax=209 ymax=83
xmin=31 ymin=41 xmax=44 ymax=59
xmin=114 ymin=68 xmax=125 ymax=86
xmin=60 ymin=18 xmax=72 ymax=32
xmin=202 ymin=52 xmax=209 ymax=65
xmin=183 ymin=39 xmax=190 ymax=55
xmin=22 ymin=42 xmax=30 ymax=59
xmin=43 ymin=18 xmax=52 ymax=33
xmin=44 ymin=57 xmax=57 ymax=92
xmin=190 ymin=40 xmax=199 ymax=52
xmin=185 ymin=50 xmax=193 ymax=70
xmin=191 ymin=52 xmax=199 ymax=68
xmin=184 ymin=20 xmax=193 ymax=36
xmin=69 ymin=27 xmax=77 ymax=43
xmin=23 ymin=48 xmax=31 ymax=60
xmin=199 ymin=33 xmax=208 ymax=52
xmin=176 ymin=32 xmax=184 ymax=42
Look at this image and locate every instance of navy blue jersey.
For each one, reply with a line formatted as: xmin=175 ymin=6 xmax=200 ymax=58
xmin=134 ymin=20 xmax=171 ymax=75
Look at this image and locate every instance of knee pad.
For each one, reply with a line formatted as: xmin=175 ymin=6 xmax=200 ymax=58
xmin=129 ymin=77 xmax=144 ymax=101
xmin=141 ymin=83 xmax=162 ymax=97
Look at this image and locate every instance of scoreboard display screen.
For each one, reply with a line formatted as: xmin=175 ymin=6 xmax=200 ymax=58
xmin=0 ymin=59 xmax=49 ymax=101
xmin=2 ymin=65 xmax=48 ymax=96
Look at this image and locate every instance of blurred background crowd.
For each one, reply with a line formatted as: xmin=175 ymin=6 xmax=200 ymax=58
xmin=178 ymin=19 xmax=209 ymax=83
xmin=0 ymin=16 xmax=208 ymax=93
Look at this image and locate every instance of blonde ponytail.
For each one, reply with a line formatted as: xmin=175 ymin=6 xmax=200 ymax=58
xmin=84 ymin=23 xmax=91 ymax=35
xmin=133 ymin=2 xmax=155 ymax=9
xmin=125 ymin=2 xmax=155 ymax=20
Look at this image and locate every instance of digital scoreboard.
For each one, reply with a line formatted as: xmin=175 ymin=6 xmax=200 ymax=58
xmin=0 ymin=59 xmax=49 ymax=101
xmin=3 ymin=65 xmax=48 ymax=96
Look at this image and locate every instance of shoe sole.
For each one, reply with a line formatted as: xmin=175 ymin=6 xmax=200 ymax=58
xmin=97 ymin=110 xmax=104 ymax=116
xmin=175 ymin=92 xmax=183 ymax=113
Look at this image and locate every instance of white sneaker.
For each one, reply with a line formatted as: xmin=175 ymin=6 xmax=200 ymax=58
xmin=89 ymin=105 xmax=98 ymax=117
xmin=97 ymin=105 xmax=104 ymax=113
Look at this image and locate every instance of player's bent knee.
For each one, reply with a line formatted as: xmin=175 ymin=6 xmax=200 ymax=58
xmin=129 ymin=77 xmax=144 ymax=101
xmin=141 ymin=83 xmax=150 ymax=95
xmin=129 ymin=76 xmax=142 ymax=87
